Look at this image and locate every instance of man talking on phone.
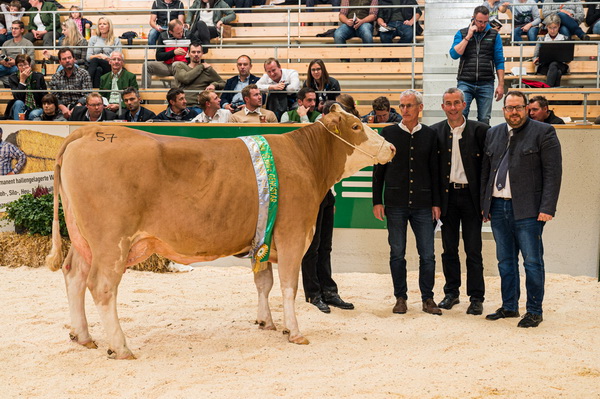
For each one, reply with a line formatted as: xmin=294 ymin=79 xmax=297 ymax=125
xmin=449 ymin=6 xmax=505 ymax=126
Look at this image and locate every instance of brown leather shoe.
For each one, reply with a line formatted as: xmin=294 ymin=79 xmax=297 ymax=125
xmin=422 ymin=298 xmax=442 ymax=315
xmin=393 ymin=297 xmax=407 ymax=314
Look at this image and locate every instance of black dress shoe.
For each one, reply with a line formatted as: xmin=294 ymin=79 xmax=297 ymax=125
xmin=324 ymin=294 xmax=354 ymax=310
xmin=517 ymin=312 xmax=543 ymax=328
xmin=466 ymin=300 xmax=483 ymax=315
xmin=438 ymin=295 xmax=460 ymax=310
xmin=485 ymin=307 xmax=520 ymax=320
xmin=310 ymin=298 xmax=331 ymax=313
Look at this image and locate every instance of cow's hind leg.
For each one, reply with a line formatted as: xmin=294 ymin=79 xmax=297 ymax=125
xmin=63 ymin=247 xmax=97 ymax=349
xmin=254 ymin=262 xmax=276 ymax=330
xmin=87 ymin=250 xmax=134 ymax=360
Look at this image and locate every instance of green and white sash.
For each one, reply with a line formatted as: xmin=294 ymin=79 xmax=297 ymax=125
xmin=238 ymin=135 xmax=279 ymax=272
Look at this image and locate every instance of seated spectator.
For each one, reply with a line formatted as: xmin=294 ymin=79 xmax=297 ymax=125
xmin=377 ymin=0 xmax=423 ymax=45
xmin=361 ymin=96 xmax=402 ymax=123
xmin=481 ymin=0 xmax=509 ymax=20
xmin=23 ymin=0 xmax=61 ymax=47
xmin=221 ymin=54 xmax=260 ymax=113
xmin=533 ymin=14 xmax=569 ymax=87
xmin=306 ymin=0 xmax=340 ymax=13
xmin=149 ymin=0 xmax=186 ymax=47
xmin=32 ymin=93 xmax=67 ymax=121
xmin=499 ymin=0 xmax=540 ymax=43
xmin=154 ymin=87 xmax=199 ymax=121
xmin=586 ymin=1 xmax=600 ymax=35
xmin=302 ymin=59 xmax=340 ymax=113
xmin=9 ymin=54 xmax=46 ymax=120
xmin=528 ymin=95 xmax=565 ymax=124
xmin=542 ymin=0 xmax=590 ymax=40
xmin=0 ymin=127 xmax=26 ymax=176
xmin=0 ymin=21 xmax=34 ymax=82
xmin=335 ymin=93 xmax=360 ymax=117
xmin=70 ymin=92 xmax=117 ymax=122
xmin=0 ymin=1 xmax=25 ymax=44
xmin=66 ymin=6 xmax=93 ymax=38
xmin=173 ymin=42 xmax=225 ymax=113
xmin=186 ymin=0 xmax=235 ymax=46
xmin=334 ymin=0 xmax=378 ymax=60
xmin=280 ymin=87 xmax=322 ymax=123
xmin=230 ymin=84 xmax=277 ymax=123
xmin=192 ymin=89 xmax=231 ymax=122
xmin=43 ymin=19 xmax=88 ymax=69
xmin=49 ymin=48 xmax=93 ymax=119
xmin=257 ymin=57 xmax=300 ymax=120
xmin=119 ymin=87 xmax=156 ymax=122
xmin=87 ymin=17 xmax=122 ymax=89
xmin=99 ymin=51 xmax=138 ymax=113
xmin=143 ymin=19 xmax=190 ymax=88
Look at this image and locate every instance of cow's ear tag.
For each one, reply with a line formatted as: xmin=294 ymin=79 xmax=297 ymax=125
xmin=333 ymin=127 xmax=340 ymax=135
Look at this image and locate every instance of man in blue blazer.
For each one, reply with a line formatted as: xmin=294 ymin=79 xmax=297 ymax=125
xmin=221 ymin=55 xmax=261 ymax=113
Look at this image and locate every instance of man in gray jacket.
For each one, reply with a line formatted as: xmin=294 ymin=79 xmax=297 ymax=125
xmin=481 ymin=90 xmax=562 ymax=328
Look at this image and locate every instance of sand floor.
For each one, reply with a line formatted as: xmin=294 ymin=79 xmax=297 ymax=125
xmin=1 ymin=265 xmax=599 ymax=399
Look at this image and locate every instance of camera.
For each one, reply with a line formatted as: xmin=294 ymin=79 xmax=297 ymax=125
xmin=0 ymin=54 xmax=8 ymax=62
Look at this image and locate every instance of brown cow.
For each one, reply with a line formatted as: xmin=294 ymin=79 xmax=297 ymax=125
xmin=46 ymin=105 xmax=395 ymax=359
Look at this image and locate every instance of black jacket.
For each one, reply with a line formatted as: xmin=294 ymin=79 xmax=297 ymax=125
xmin=457 ymin=26 xmax=498 ymax=83
xmin=586 ymin=3 xmax=600 ymax=33
xmin=220 ymin=74 xmax=260 ymax=108
xmin=373 ymin=123 xmax=440 ymax=209
xmin=119 ymin=106 xmax=156 ymax=122
xmin=9 ymin=72 xmax=47 ymax=108
xmin=481 ymin=118 xmax=562 ymax=220
xmin=378 ymin=0 xmax=423 ymax=36
xmin=544 ymin=110 xmax=565 ymax=125
xmin=431 ymin=118 xmax=488 ymax=217
xmin=69 ymin=105 xmax=117 ymax=121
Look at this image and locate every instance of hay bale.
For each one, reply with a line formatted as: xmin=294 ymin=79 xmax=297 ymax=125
xmin=0 ymin=232 xmax=172 ymax=272
xmin=5 ymin=130 xmax=65 ymax=174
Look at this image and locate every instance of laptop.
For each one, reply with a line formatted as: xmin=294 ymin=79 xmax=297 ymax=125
xmin=538 ymin=42 xmax=575 ymax=64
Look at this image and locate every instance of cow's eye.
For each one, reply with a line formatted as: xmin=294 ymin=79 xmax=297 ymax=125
xmin=352 ymin=123 xmax=360 ymax=130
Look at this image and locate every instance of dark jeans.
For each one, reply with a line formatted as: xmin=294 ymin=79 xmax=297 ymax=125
xmin=556 ymin=12 xmax=586 ymax=39
xmin=88 ymin=58 xmax=111 ymax=88
xmin=440 ymin=187 xmax=485 ymax=301
xmin=490 ymin=198 xmax=545 ymax=315
xmin=189 ymin=21 xmax=219 ymax=46
xmin=385 ymin=206 xmax=436 ymax=301
xmin=537 ymin=61 xmax=568 ymax=87
xmin=301 ymin=190 xmax=338 ymax=302
xmin=379 ymin=21 xmax=415 ymax=44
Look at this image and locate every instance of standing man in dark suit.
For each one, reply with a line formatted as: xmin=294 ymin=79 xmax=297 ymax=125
xmin=372 ymin=89 xmax=442 ymax=316
xmin=481 ymin=90 xmax=562 ymax=328
xmin=431 ymin=87 xmax=488 ymax=316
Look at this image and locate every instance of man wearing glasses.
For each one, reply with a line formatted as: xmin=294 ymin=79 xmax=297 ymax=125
xmin=372 ymin=89 xmax=442 ymax=316
xmin=481 ymin=90 xmax=562 ymax=328
xmin=450 ymin=6 xmax=505 ymax=126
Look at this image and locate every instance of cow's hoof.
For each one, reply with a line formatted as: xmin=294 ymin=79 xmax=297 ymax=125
xmin=107 ymin=348 xmax=136 ymax=360
xmin=289 ymin=335 xmax=310 ymax=345
xmin=256 ymin=320 xmax=276 ymax=330
xmin=81 ymin=340 xmax=98 ymax=349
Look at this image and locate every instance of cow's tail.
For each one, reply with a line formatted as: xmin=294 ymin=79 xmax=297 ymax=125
xmin=45 ymin=159 xmax=63 ymax=272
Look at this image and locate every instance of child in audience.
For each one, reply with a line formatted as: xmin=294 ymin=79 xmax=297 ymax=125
xmin=533 ymin=14 xmax=568 ymax=87
xmin=67 ymin=6 xmax=93 ymax=37
xmin=0 ymin=1 xmax=25 ymax=42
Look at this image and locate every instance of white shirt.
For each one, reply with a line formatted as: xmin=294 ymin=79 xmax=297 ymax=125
xmin=399 ymin=120 xmax=422 ymax=135
xmin=256 ymin=68 xmax=300 ymax=93
xmin=192 ymin=108 xmax=231 ymax=123
xmin=449 ymin=117 xmax=468 ymax=184
xmin=33 ymin=13 xmax=45 ymax=31
xmin=200 ymin=9 xmax=214 ymax=27
xmin=492 ymin=128 xmax=513 ymax=199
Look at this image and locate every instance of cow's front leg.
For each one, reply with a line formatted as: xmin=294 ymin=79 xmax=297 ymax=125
xmin=63 ymin=247 xmax=97 ymax=349
xmin=87 ymin=255 xmax=134 ymax=360
xmin=277 ymin=258 xmax=309 ymax=345
xmin=254 ymin=262 xmax=276 ymax=330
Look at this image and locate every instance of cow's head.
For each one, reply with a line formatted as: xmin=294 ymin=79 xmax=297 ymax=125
xmin=320 ymin=104 xmax=395 ymax=178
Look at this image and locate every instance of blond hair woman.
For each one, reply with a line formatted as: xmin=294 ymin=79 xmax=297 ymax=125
xmin=86 ymin=17 xmax=122 ymax=88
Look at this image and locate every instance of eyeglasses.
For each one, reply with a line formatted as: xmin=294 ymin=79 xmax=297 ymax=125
xmin=399 ymin=103 xmax=418 ymax=109
xmin=504 ymin=105 xmax=526 ymax=112
xmin=310 ymin=67 xmax=322 ymax=72
xmin=87 ymin=103 xmax=103 ymax=107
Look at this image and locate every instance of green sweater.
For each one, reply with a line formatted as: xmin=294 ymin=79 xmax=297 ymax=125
xmin=28 ymin=2 xmax=62 ymax=35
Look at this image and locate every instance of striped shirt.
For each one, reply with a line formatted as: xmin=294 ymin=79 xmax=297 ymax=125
xmin=0 ymin=141 xmax=26 ymax=175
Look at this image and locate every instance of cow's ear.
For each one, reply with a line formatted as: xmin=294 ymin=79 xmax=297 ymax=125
xmin=323 ymin=113 xmax=342 ymax=134
xmin=329 ymin=103 xmax=342 ymax=113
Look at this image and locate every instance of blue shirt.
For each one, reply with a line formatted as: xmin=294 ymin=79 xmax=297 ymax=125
xmin=449 ymin=24 xmax=505 ymax=71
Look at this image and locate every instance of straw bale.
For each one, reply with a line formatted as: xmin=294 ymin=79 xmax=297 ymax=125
xmin=5 ymin=130 xmax=65 ymax=174
xmin=0 ymin=232 xmax=171 ymax=272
